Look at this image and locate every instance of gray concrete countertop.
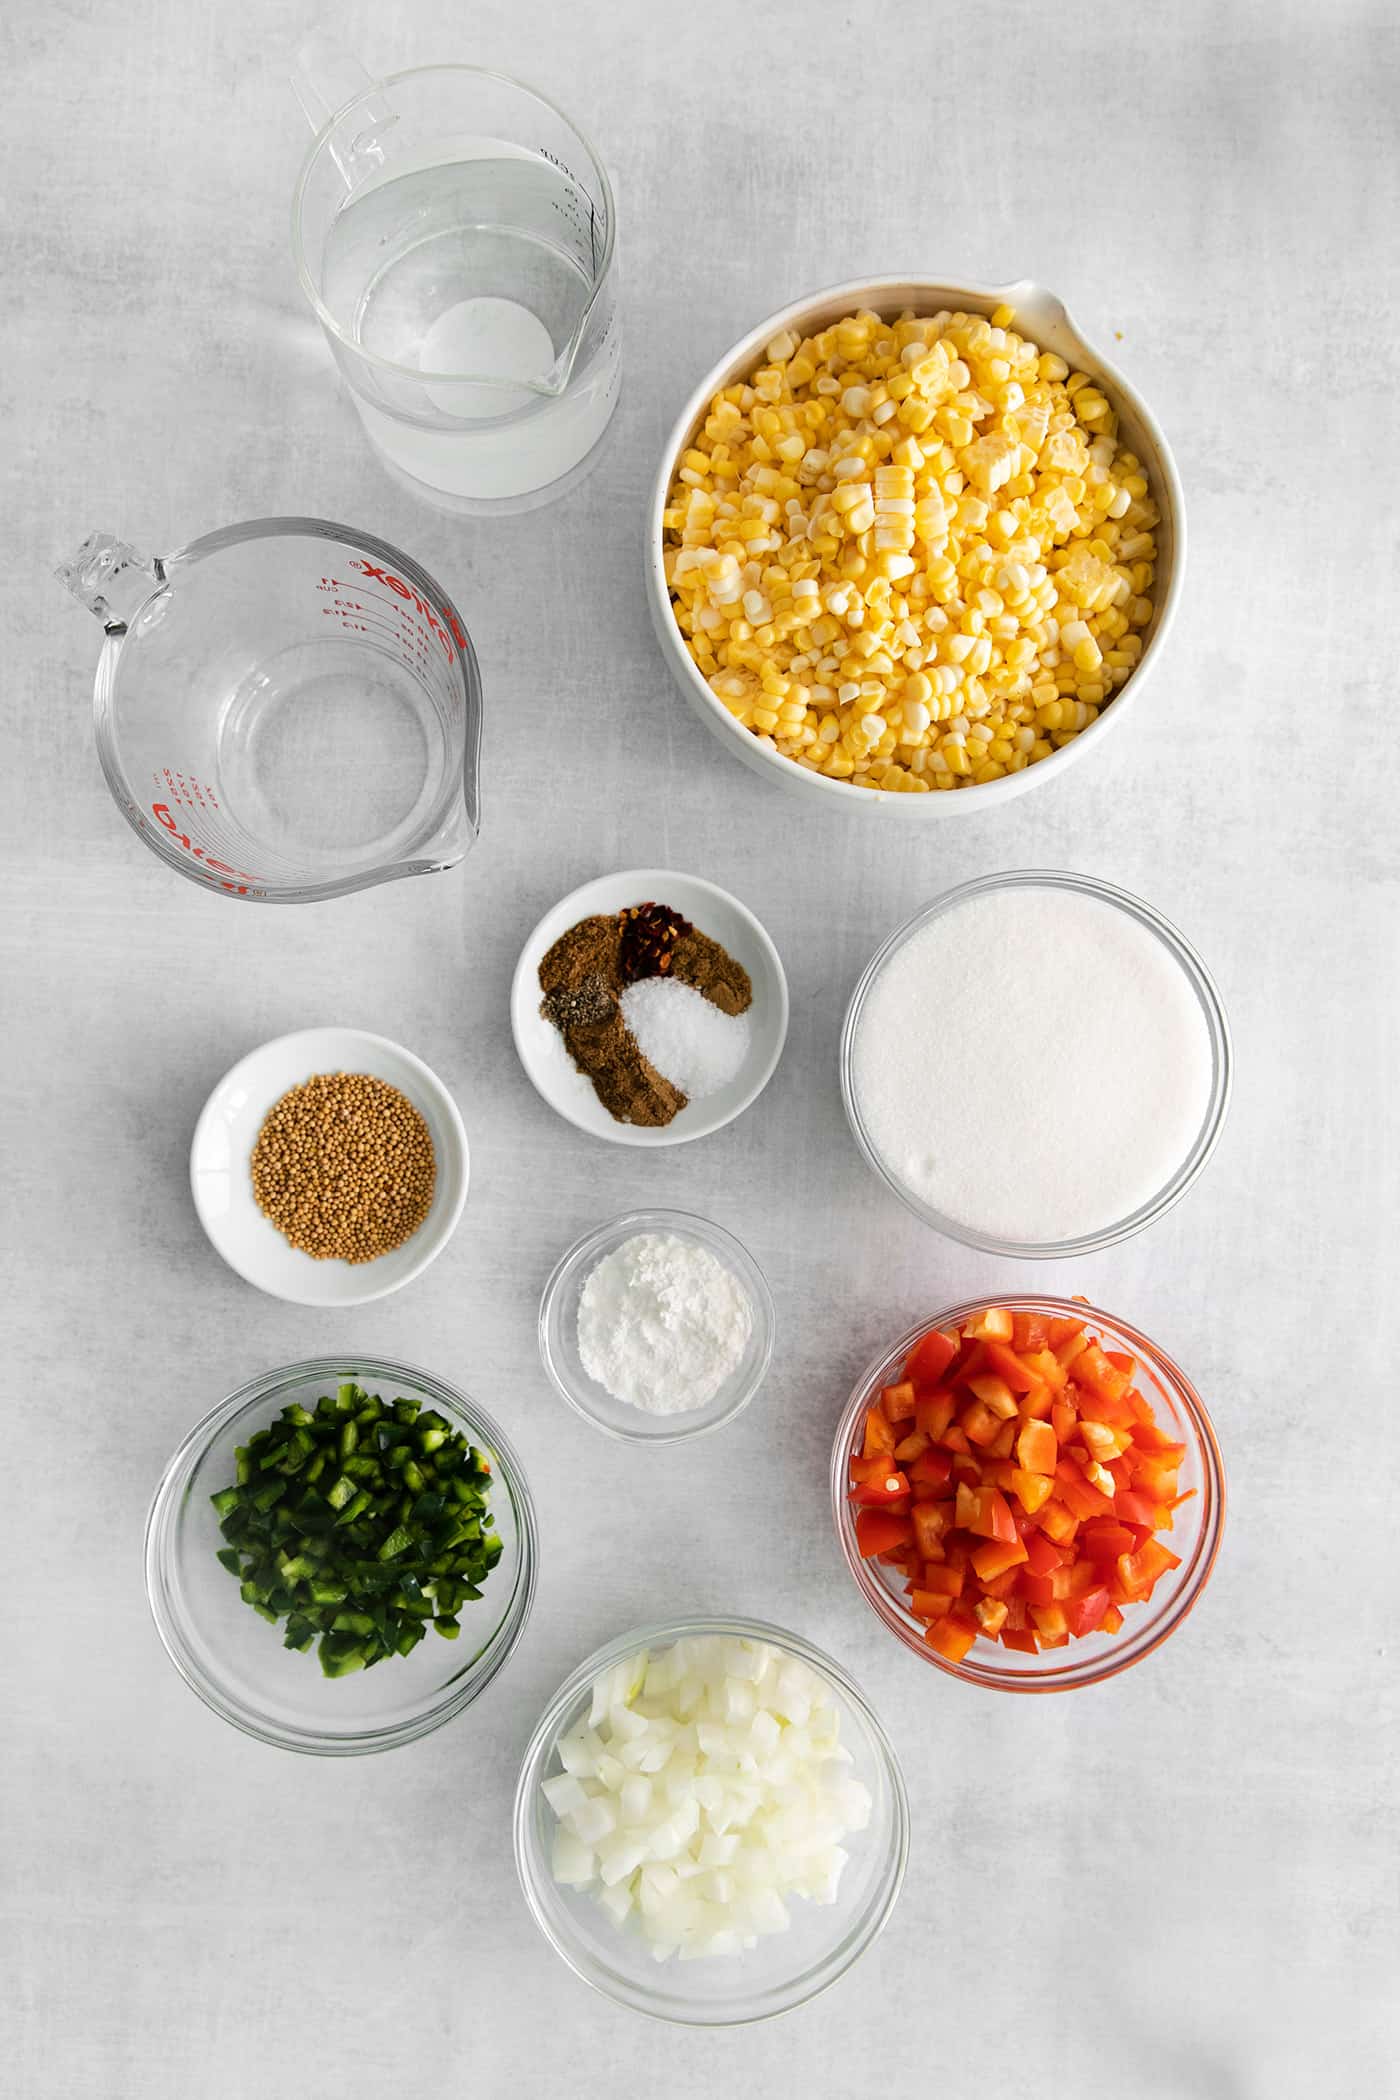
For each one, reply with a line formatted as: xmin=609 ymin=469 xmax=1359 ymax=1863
xmin=4 ymin=1 xmax=1395 ymax=2093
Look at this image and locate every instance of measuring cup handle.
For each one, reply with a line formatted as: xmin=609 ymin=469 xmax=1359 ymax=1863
xmin=290 ymin=35 xmax=396 ymax=188
xmin=54 ymin=532 xmax=162 ymax=632
xmin=289 ymin=34 xmax=376 ymax=133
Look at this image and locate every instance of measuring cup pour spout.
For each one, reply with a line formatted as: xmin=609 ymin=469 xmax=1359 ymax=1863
xmin=56 ymin=532 xmax=161 ymax=633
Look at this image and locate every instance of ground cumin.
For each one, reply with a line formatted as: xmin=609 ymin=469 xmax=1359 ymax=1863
xmin=539 ymin=915 xmax=685 ymax=1127
xmin=538 ymin=906 xmax=754 ymax=1127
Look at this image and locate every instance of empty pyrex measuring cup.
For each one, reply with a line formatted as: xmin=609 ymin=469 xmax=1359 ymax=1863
xmin=56 ymin=518 xmax=482 ymax=902
xmin=290 ymin=47 xmax=621 ymax=512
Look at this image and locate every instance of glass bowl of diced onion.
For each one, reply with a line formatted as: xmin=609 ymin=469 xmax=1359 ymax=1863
xmin=830 ymin=1297 xmax=1225 ymax=1692
xmin=646 ymin=275 xmax=1184 ymax=812
xmin=512 ymin=1616 xmax=909 ymax=2024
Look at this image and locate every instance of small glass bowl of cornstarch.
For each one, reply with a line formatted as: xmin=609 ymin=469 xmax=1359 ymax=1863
xmin=841 ymin=870 xmax=1231 ymax=1256
xmin=538 ymin=1209 xmax=776 ymax=1443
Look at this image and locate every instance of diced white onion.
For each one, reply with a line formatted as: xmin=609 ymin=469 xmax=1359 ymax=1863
xmin=543 ymin=1636 xmax=872 ymax=1962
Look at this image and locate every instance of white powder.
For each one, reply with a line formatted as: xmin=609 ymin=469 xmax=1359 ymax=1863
xmin=851 ymin=887 xmax=1215 ymax=1244
xmin=619 ymin=977 xmax=752 ymax=1100
xmin=577 ymin=1231 xmax=754 ymax=1415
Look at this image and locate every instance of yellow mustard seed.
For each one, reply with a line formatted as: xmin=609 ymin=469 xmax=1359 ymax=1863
xmin=250 ymin=1072 xmax=435 ymax=1263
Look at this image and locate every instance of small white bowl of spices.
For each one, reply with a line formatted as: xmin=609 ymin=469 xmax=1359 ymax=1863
xmin=190 ymin=1027 xmax=469 ymax=1306
xmin=539 ymin=1209 xmax=776 ymax=1443
xmin=510 ymin=870 xmax=789 ymax=1148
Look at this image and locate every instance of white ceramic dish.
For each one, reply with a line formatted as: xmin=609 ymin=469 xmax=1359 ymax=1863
xmin=538 ymin=1208 xmax=776 ymax=1443
xmin=646 ymin=275 xmax=1185 ymax=813
xmin=510 ymin=869 xmax=788 ymax=1148
xmin=189 ymin=1027 xmax=469 ymax=1305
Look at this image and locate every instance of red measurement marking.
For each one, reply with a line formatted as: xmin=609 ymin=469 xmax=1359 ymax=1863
xmin=348 ymin=559 xmax=467 ymax=659
xmin=150 ymin=802 xmax=258 ymax=891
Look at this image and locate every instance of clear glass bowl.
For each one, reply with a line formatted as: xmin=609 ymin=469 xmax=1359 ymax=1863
xmin=538 ymin=1208 xmax=776 ymax=1444
xmin=145 ymin=1356 xmax=537 ymax=1753
xmin=513 ymin=1615 xmax=909 ymax=2024
xmin=831 ymin=1295 xmax=1225 ymax=1692
xmin=839 ymin=868 xmax=1233 ymax=1257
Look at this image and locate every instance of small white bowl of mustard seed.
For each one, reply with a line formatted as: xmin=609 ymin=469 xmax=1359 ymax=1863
xmin=190 ymin=1028 xmax=469 ymax=1306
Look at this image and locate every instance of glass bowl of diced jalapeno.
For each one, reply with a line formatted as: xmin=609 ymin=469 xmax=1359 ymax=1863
xmin=145 ymin=1357 xmax=538 ymax=1754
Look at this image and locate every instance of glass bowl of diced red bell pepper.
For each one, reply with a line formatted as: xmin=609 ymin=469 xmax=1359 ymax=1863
xmin=830 ymin=1298 xmax=1224 ymax=1691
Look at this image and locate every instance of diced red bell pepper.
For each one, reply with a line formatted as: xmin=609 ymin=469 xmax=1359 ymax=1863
xmin=1000 ymin=1626 xmax=1040 ymax=1654
xmin=849 ymin=1306 xmax=1198 ymax=1667
xmin=908 ymin=1446 xmax=953 ymax=1490
xmin=905 ymin=1328 xmax=959 ymax=1385
xmin=1016 ymin=1419 xmax=1057 ymax=1474
xmin=1113 ymin=1489 xmax=1161 ymax=1529
xmin=1022 ymin=1347 xmax=1068 ymax=1392
xmin=924 ymin=1617 xmax=977 ymax=1664
xmin=961 ymin=1399 xmax=1002 ymax=1448
xmin=1022 ymin=1529 xmax=1062 ymax=1577
xmin=970 ymin=1535 xmax=1029 ymax=1582
xmin=1072 ymin=1341 xmax=1131 ymax=1403
xmin=1029 ymin=1602 xmax=1068 ymax=1642
xmin=1037 ymin=1500 xmax=1079 ymax=1546
xmin=967 ymin=1372 xmax=1019 ymax=1418
xmin=1051 ymin=1396 xmax=1078 ymax=1445
xmin=968 ymin=1487 xmax=1017 ymax=1543
xmin=1063 ymin=1585 xmax=1112 ymax=1638
xmin=880 ymin=1380 xmax=917 ymax=1425
xmin=855 ymin=1508 xmax=914 ymax=1559
xmin=850 ymin=1467 xmax=910 ymax=1507
xmin=914 ymin=1387 xmax=957 ymax=1440
xmin=911 ymin=1504 xmax=948 ymax=1559
xmin=1117 ymin=1538 xmax=1182 ymax=1592
xmin=1080 ymin=1519 xmax=1137 ymax=1561
xmin=983 ymin=1341 xmax=1039 ymax=1393
xmin=1074 ymin=1383 xmax=1135 ymax=1428
xmin=986 ymin=1419 xmax=1017 ymax=1461
xmin=1008 ymin=1467 xmax=1054 ymax=1515
xmin=862 ymin=1407 xmax=896 ymax=1459
xmin=1128 ymin=1414 xmax=1181 ymax=1451
xmin=1054 ymin=1458 xmax=1113 ymax=1519
xmin=1079 ymin=1419 xmax=1129 ymax=1462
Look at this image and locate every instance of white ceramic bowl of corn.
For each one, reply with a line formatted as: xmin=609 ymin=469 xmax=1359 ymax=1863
xmin=645 ymin=277 xmax=1185 ymax=813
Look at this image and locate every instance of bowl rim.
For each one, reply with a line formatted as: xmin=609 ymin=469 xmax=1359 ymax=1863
xmin=645 ymin=273 xmax=1186 ymax=810
xmin=144 ymin=1353 xmax=538 ymax=1754
xmin=839 ymin=867 xmax=1233 ymax=1255
xmin=509 ymin=866 xmax=790 ymax=1148
xmin=188 ymin=1026 xmax=470 ymax=1305
xmin=512 ymin=1613 xmax=910 ymax=2025
xmin=830 ymin=1295 xmax=1226 ymax=1692
xmin=537 ymin=1206 xmax=777 ymax=1444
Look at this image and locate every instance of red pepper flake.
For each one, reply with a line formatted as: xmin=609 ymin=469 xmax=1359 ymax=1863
xmin=618 ymin=901 xmax=692 ymax=984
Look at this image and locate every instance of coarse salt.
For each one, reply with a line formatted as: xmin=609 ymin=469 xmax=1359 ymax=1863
xmin=851 ymin=887 xmax=1215 ymax=1244
xmin=619 ymin=977 xmax=751 ymax=1100
xmin=577 ymin=1232 xmax=753 ymax=1415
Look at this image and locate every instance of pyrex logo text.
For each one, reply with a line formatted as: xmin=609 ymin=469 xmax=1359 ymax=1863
xmin=150 ymin=803 xmax=256 ymax=892
xmin=350 ymin=560 xmax=468 ymax=659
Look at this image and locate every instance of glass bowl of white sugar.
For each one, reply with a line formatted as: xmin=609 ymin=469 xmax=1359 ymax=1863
xmin=840 ymin=870 xmax=1232 ymax=1257
xmin=538 ymin=1209 xmax=776 ymax=1443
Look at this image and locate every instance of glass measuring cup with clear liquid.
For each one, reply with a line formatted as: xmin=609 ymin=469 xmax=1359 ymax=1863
xmin=291 ymin=52 xmax=621 ymax=512
xmin=55 ymin=518 xmax=482 ymax=902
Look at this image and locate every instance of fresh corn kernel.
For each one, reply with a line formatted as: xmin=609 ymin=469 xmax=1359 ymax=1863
xmin=662 ymin=305 xmax=1158 ymax=793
